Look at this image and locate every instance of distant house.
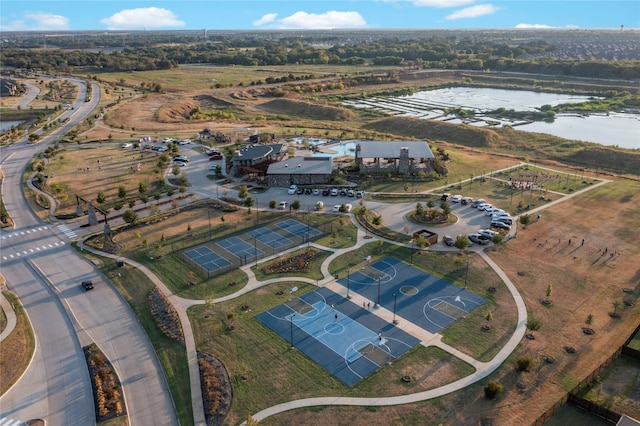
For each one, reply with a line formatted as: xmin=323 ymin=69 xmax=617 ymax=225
xmin=267 ymin=157 xmax=333 ymax=187
xmin=355 ymin=140 xmax=435 ymax=174
xmin=199 ymin=128 xmax=230 ymax=143
xmin=229 ymin=144 xmax=287 ymax=177
xmin=249 ymin=133 xmax=275 ymax=144
xmin=0 ymin=79 xmax=18 ymax=97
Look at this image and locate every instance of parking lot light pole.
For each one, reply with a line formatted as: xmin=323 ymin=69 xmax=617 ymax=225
xmin=410 ymin=239 xmax=414 ymax=265
xmin=347 ymin=270 xmax=351 ymax=299
xmin=375 ymin=276 xmax=381 ymax=308
xmin=290 ymin=314 xmax=295 ymax=349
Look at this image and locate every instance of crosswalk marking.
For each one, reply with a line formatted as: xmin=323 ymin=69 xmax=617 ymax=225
xmin=57 ymin=224 xmax=77 ymax=239
xmin=0 ymin=417 xmax=27 ymax=426
xmin=1 ymin=241 xmax=65 ymax=261
xmin=2 ymin=226 xmax=48 ymax=240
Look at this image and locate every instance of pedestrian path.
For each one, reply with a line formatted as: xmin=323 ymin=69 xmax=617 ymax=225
xmin=57 ymin=224 xmax=77 ymax=239
xmin=0 ymin=285 xmax=18 ymax=343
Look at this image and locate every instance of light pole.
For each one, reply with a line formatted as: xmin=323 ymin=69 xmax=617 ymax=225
xmin=347 ymin=270 xmax=351 ymax=299
xmin=254 ymin=236 xmax=258 ymax=267
xmin=464 ymin=260 xmax=469 ymax=289
xmin=410 ymin=239 xmax=414 ymax=265
xmin=207 ymin=208 xmax=211 ymax=238
xmin=393 ymin=293 xmax=398 ymax=324
xmin=290 ymin=314 xmax=295 ymax=349
xmin=376 ymin=276 xmax=381 ymax=308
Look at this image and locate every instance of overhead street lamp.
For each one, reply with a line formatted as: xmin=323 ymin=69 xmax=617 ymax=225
xmin=347 ymin=270 xmax=351 ymax=299
xmin=393 ymin=293 xmax=398 ymax=324
xmin=290 ymin=314 xmax=296 ymax=349
xmin=375 ymin=276 xmax=381 ymax=308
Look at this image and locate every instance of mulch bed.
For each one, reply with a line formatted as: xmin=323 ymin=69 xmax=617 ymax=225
xmin=198 ymin=352 xmax=232 ymax=426
xmin=148 ymin=287 xmax=184 ymax=343
xmin=266 ymin=249 xmax=317 ymax=274
xmin=83 ymin=343 xmax=126 ymax=422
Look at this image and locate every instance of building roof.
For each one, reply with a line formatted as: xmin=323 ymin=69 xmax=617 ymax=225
xmin=267 ymin=156 xmax=332 ymax=175
xmin=230 ymin=144 xmax=284 ymax=162
xmin=618 ymin=415 xmax=640 ymax=426
xmin=356 ymin=141 xmax=434 ymax=159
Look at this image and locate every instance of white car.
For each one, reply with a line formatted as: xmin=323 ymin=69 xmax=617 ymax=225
xmin=478 ymin=229 xmax=497 ymax=238
xmin=278 ymin=201 xmax=288 ymax=210
xmin=477 ymin=203 xmax=492 ymax=211
xmin=344 ymin=203 xmax=353 ymax=212
xmin=312 ymin=189 xmax=320 ymax=196
xmin=287 ymin=185 xmax=298 ymax=195
xmin=178 ymin=139 xmax=191 ymax=145
xmin=485 ymin=207 xmax=501 ymax=216
xmin=161 ymin=137 xmax=173 ymax=143
xmin=451 ymin=194 xmax=462 ymax=203
xmin=173 ymin=161 xmax=187 ymax=167
xmin=330 ymin=188 xmax=338 ymax=196
xmin=332 ymin=204 xmax=341 ymax=212
xmin=121 ymin=142 xmax=133 ymax=149
xmin=173 ymin=155 xmax=189 ymax=162
xmin=208 ymin=164 xmax=218 ymax=170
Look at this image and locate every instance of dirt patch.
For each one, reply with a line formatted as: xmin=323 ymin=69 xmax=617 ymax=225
xmin=257 ymin=99 xmax=354 ymax=121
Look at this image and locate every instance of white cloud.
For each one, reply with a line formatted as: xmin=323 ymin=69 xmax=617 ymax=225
xmin=516 ymin=23 xmax=580 ymax=29
xmin=255 ymin=10 xmax=367 ymax=29
xmin=1 ymin=11 xmax=70 ymax=31
xmin=412 ymin=0 xmax=476 ymax=8
xmin=100 ymin=7 xmax=185 ymax=30
xmin=253 ymin=13 xmax=278 ymax=27
xmin=445 ymin=4 xmax=498 ymax=20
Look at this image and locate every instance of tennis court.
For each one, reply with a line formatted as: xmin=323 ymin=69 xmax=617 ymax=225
xmin=256 ymin=287 xmax=419 ymax=386
xmin=245 ymin=227 xmax=292 ymax=250
xmin=183 ymin=246 xmax=231 ymax=272
xmin=276 ymin=219 xmax=322 ymax=239
xmin=216 ymin=236 xmax=263 ymax=260
xmin=338 ymin=257 xmax=486 ymax=334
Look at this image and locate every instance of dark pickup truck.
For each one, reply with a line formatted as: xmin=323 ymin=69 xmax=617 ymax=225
xmin=82 ymin=280 xmax=94 ymax=291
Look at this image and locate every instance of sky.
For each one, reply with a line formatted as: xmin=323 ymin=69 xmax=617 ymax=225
xmin=0 ymin=1 xmax=638 ymax=32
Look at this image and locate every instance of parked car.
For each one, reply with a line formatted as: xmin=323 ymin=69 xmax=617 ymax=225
xmin=347 ymin=190 xmax=355 ymax=197
xmin=322 ymin=189 xmax=330 ymax=196
xmin=494 ymin=217 xmax=513 ymax=225
xmin=441 ymin=193 xmax=451 ymax=202
xmin=208 ymin=164 xmax=218 ymax=171
xmin=468 ymin=233 xmax=491 ymax=245
xmin=173 ymin=155 xmax=189 ymax=162
xmin=461 ymin=196 xmax=473 ymax=205
xmin=344 ymin=203 xmax=353 ymax=212
xmin=278 ymin=201 xmax=288 ymax=210
xmin=81 ymin=280 xmax=94 ymax=291
xmin=478 ymin=229 xmax=497 ymax=238
xmin=178 ymin=139 xmax=191 ymax=145
xmin=356 ymin=190 xmax=364 ymax=198
xmin=330 ymin=188 xmax=338 ymax=196
xmin=491 ymin=221 xmax=511 ymax=231
xmin=485 ymin=207 xmax=502 ymax=216
xmin=173 ymin=161 xmax=187 ymax=167
xmin=332 ymin=204 xmax=341 ymax=213
xmin=312 ymin=189 xmax=320 ymax=196
xmin=339 ymin=189 xmax=347 ymax=196
xmin=451 ymin=194 xmax=462 ymax=203
xmin=206 ymin=149 xmax=221 ymax=155
xmin=443 ymin=235 xmax=455 ymax=246
xmin=477 ymin=203 xmax=492 ymax=211
xmin=471 ymin=199 xmax=486 ymax=208
xmin=296 ymin=187 xmax=304 ymax=195
xmin=209 ymin=154 xmax=223 ymax=161
xmin=287 ymin=185 xmax=297 ymax=195
xmin=304 ymin=188 xmax=312 ymax=195
xmin=121 ymin=143 xmax=133 ymax=149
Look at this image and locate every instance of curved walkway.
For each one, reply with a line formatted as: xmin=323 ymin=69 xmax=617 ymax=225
xmin=0 ymin=285 xmax=18 ymax=343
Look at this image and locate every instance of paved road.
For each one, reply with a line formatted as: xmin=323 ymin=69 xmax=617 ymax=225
xmin=0 ymin=79 xmax=178 ymax=426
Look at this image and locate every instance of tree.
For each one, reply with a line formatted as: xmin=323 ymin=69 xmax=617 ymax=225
xmin=484 ymin=381 xmax=503 ymax=399
xmin=244 ymin=197 xmax=254 ymax=208
xmin=491 ymin=233 xmax=504 ymax=245
xmin=482 ymin=311 xmax=493 ymax=330
xmin=415 ymin=202 xmax=424 ymax=218
xmin=123 ymin=209 xmax=137 ymax=224
xmin=269 ymin=199 xmax=277 ymax=209
xmin=220 ymin=215 xmax=225 ymax=226
xmin=516 ymin=357 xmax=533 ymax=372
xmin=611 ymin=299 xmax=622 ymax=318
xmin=454 ymin=235 xmax=470 ymax=250
xmin=525 ymin=316 xmax=542 ymax=338
xmin=440 ymin=201 xmax=451 ymax=216
xmin=585 ymin=313 xmax=594 ymax=331
xmin=118 ymin=186 xmax=127 ymax=199
xmin=238 ymin=185 xmax=249 ymax=200
xmin=426 ymin=199 xmax=435 ymax=208
xmin=520 ymin=213 xmax=532 ymax=228
xmin=96 ymin=190 xmax=106 ymax=204
xmin=138 ymin=181 xmax=147 ymax=194
xmin=372 ymin=215 xmax=382 ymax=226
xmin=291 ymin=199 xmax=301 ymax=210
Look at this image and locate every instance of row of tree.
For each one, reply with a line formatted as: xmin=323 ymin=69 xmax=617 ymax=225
xmin=3 ymin=36 xmax=638 ymax=80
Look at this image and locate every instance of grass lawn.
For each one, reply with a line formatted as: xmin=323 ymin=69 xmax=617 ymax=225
xmin=92 ymin=255 xmax=194 ymax=426
xmin=0 ymin=292 xmax=35 ymax=395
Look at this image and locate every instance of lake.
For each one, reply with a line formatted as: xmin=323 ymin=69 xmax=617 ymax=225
xmin=343 ymin=87 xmax=639 ymax=149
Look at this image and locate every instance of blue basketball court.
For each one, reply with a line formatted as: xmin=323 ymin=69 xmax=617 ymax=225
xmin=276 ymin=219 xmax=322 ymax=239
xmin=183 ymin=246 xmax=231 ymax=272
xmin=256 ymin=287 xmax=420 ymax=386
xmin=245 ymin=227 xmax=292 ymax=250
xmin=216 ymin=236 xmax=263 ymax=259
xmin=338 ymin=257 xmax=486 ymax=334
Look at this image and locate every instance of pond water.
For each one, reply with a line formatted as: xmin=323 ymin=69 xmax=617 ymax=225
xmin=343 ymin=87 xmax=639 ymax=149
xmin=0 ymin=120 xmax=24 ymax=132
